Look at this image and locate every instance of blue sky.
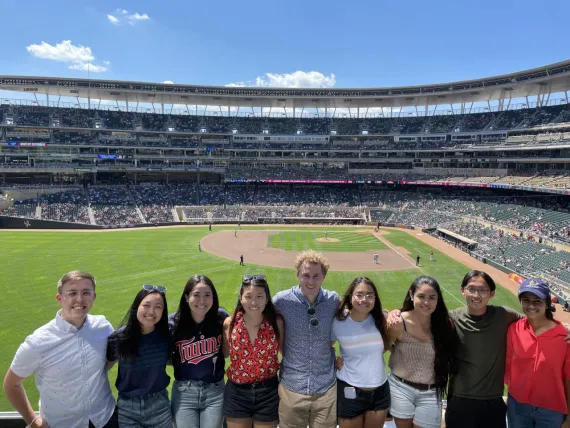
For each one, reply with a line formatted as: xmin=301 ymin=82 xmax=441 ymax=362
xmin=0 ymin=0 xmax=569 ymax=89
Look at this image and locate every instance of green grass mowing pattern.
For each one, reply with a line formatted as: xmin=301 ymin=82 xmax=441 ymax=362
xmin=0 ymin=226 xmax=521 ymax=411
xmin=268 ymin=231 xmax=388 ymax=252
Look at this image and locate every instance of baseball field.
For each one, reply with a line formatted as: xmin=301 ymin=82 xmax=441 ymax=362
xmin=0 ymin=225 xmax=521 ymax=411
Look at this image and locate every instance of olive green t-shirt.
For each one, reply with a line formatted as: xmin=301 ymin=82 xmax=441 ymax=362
xmin=449 ymin=305 xmax=523 ymax=400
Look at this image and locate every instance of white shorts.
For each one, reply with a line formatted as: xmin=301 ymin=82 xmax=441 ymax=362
xmin=388 ymin=372 xmax=442 ymax=428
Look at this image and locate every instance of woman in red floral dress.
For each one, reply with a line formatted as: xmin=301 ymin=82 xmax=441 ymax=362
xmin=222 ymin=275 xmax=284 ymax=428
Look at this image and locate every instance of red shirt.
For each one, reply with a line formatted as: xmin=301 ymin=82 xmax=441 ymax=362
xmin=226 ymin=312 xmax=280 ymax=384
xmin=505 ymin=318 xmax=570 ymax=414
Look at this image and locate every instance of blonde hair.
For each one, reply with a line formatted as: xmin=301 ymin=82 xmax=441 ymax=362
xmin=57 ymin=271 xmax=96 ymax=294
xmin=295 ymin=250 xmax=330 ymax=276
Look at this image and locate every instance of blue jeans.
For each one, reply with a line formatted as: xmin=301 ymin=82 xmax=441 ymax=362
xmin=507 ymin=394 xmax=565 ymax=428
xmin=117 ymin=389 xmax=172 ymax=428
xmin=171 ymin=379 xmax=224 ymax=428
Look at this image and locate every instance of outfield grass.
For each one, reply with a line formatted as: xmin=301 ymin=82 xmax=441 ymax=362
xmin=268 ymin=231 xmax=388 ymax=252
xmin=0 ymin=226 xmax=520 ymax=411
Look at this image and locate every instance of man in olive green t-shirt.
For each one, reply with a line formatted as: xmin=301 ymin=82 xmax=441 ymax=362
xmin=445 ymin=271 xmax=523 ymax=428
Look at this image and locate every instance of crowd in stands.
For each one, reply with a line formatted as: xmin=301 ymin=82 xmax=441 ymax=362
xmin=3 ymin=102 xmax=570 ymax=137
xmin=88 ymin=185 xmax=140 ymax=226
xmin=441 ymin=221 xmax=570 ymax=296
xmin=0 ymin=200 xmax=37 ymax=219
xmin=39 ymin=189 xmax=90 ymax=224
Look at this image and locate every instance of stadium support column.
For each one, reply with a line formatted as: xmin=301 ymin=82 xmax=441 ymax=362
xmin=162 ymin=103 xmax=164 ymax=115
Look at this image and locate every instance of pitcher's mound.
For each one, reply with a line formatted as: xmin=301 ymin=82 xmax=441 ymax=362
xmin=316 ymin=238 xmax=339 ymax=242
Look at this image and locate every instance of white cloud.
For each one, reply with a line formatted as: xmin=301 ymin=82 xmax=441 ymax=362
xmin=107 ymin=9 xmax=150 ymax=25
xmin=227 ymin=71 xmax=336 ymax=88
xmin=127 ymin=13 xmax=150 ymax=24
xmin=107 ymin=14 xmax=120 ymax=24
xmin=26 ymin=40 xmax=94 ymax=63
xmin=68 ymin=62 xmax=108 ymax=73
xmin=163 ymin=80 xmax=174 ymax=84
xmin=26 ymin=40 xmax=108 ymax=73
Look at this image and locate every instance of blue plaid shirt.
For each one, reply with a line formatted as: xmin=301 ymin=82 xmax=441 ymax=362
xmin=273 ymin=285 xmax=340 ymax=395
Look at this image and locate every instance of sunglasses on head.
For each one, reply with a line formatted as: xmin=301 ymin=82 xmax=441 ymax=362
xmin=242 ymin=274 xmax=267 ymax=282
xmin=143 ymin=284 xmax=167 ymax=293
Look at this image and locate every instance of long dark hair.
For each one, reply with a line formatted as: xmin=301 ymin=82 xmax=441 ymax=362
xmin=336 ymin=277 xmax=389 ymax=350
xmin=401 ymin=276 xmax=458 ymax=400
xmin=228 ymin=277 xmax=280 ymax=342
xmin=116 ymin=289 xmax=170 ymax=362
xmin=172 ymin=274 xmax=221 ymax=341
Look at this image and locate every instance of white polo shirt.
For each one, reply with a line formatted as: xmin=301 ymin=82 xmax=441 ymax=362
xmin=11 ymin=312 xmax=115 ymax=428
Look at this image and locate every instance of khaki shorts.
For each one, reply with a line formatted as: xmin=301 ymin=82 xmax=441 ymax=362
xmin=278 ymin=383 xmax=337 ymax=428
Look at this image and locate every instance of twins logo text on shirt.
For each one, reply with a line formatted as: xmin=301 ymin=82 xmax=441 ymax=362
xmin=176 ymin=335 xmax=221 ymax=364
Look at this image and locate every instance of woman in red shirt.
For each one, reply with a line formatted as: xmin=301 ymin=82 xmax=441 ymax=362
xmin=505 ymin=278 xmax=570 ymax=428
xmin=222 ymin=274 xmax=284 ymax=428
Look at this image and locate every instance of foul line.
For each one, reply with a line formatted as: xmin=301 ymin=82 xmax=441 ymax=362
xmin=374 ymin=232 xmax=465 ymax=306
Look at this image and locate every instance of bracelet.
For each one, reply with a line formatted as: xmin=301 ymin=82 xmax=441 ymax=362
xmin=26 ymin=416 xmax=39 ymax=428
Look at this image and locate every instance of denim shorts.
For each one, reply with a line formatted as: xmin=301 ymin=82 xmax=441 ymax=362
xmin=223 ymin=376 xmax=279 ymax=422
xmin=337 ymin=378 xmax=390 ymax=419
xmin=117 ymin=389 xmax=172 ymax=428
xmin=388 ymin=372 xmax=441 ymax=428
xmin=507 ymin=394 xmax=565 ymax=428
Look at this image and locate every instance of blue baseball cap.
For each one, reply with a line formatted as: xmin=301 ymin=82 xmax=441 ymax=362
xmin=518 ymin=278 xmax=550 ymax=300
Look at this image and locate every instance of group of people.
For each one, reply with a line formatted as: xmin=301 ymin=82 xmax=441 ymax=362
xmin=3 ymin=249 xmax=570 ymax=428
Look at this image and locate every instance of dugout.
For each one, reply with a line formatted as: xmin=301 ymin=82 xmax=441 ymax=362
xmin=436 ymin=227 xmax=478 ymax=251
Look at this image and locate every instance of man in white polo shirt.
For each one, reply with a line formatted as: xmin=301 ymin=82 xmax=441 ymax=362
xmin=3 ymin=271 xmax=117 ymax=428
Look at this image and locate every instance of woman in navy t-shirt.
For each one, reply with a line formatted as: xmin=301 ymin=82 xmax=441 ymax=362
xmin=107 ymin=284 xmax=172 ymax=428
xmin=170 ymin=274 xmax=229 ymax=428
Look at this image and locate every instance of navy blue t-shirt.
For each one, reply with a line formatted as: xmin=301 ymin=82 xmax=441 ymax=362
xmin=169 ymin=308 xmax=228 ymax=383
xmin=106 ymin=327 xmax=171 ymax=399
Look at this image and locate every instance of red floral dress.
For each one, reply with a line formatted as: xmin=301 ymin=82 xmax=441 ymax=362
xmin=226 ymin=312 xmax=280 ymax=384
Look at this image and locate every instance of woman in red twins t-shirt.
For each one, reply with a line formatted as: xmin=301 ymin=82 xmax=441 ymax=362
xmin=222 ymin=275 xmax=283 ymax=428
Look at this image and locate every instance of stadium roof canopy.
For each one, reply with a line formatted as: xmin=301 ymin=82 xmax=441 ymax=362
xmin=1 ymin=60 xmax=570 ymax=109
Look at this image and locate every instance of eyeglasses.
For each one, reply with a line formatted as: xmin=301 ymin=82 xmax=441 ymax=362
xmin=464 ymin=287 xmax=490 ymax=296
xmin=242 ymin=274 xmax=267 ymax=282
xmin=353 ymin=292 xmax=376 ymax=301
xmin=308 ymin=306 xmax=319 ymax=327
xmin=143 ymin=284 xmax=167 ymax=293
xmin=62 ymin=290 xmax=94 ymax=298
